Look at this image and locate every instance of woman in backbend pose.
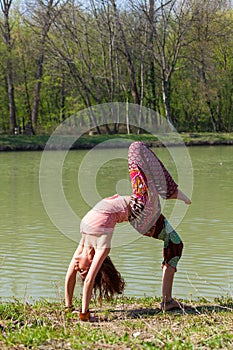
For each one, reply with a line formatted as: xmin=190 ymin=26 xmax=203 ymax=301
xmin=65 ymin=142 xmax=191 ymax=321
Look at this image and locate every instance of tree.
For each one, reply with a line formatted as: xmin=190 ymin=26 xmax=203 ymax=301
xmin=186 ymin=0 xmax=233 ymax=131
xmin=25 ymin=0 xmax=63 ymax=131
xmin=143 ymin=0 xmax=194 ymax=125
xmin=0 ymin=0 xmax=17 ymax=133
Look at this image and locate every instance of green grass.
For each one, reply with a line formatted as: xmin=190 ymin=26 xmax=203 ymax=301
xmin=1 ymin=296 xmax=233 ymax=349
xmin=0 ymin=135 xmax=49 ymax=151
xmin=181 ymin=132 xmax=233 ymax=144
xmin=0 ymin=132 xmax=233 ymax=151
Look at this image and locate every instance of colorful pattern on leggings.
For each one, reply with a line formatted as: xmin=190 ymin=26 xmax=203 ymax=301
xmin=128 ymin=141 xmax=178 ymax=234
xmin=158 ymin=219 xmax=183 ymax=270
xmin=128 ymin=141 xmax=183 ymax=269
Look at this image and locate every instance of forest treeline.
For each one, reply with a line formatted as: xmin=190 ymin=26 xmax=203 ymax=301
xmin=0 ymin=0 xmax=233 ymax=135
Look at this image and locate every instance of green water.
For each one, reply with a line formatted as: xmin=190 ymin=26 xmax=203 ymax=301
xmin=0 ymin=146 xmax=232 ymax=302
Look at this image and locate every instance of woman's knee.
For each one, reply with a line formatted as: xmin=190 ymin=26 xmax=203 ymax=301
xmin=163 ymin=240 xmax=184 ymax=270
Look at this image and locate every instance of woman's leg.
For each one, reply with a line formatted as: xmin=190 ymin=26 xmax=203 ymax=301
xmin=65 ymin=251 xmax=78 ymax=308
xmin=128 ymin=141 xmax=178 ymax=199
xmin=128 ymin=141 xmax=178 ymax=234
xmin=161 ymin=265 xmax=185 ymax=311
xmin=128 ymin=142 xmax=184 ymax=310
xmin=162 ymin=264 xmax=175 ymax=304
xmin=157 ymin=219 xmax=183 ymax=269
xmin=157 ymin=219 xmax=184 ymax=310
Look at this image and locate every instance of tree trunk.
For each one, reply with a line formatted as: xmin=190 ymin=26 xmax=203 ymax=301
xmin=161 ymin=78 xmax=173 ymax=126
xmin=6 ymin=61 xmax=17 ymax=132
xmin=138 ymin=63 xmax=144 ymax=134
xmin=31 ymin=53 xmax=44 ymax=127
xmin=0 ymin=0 xmax=17 ymax=133
xmin=148 ymin=0 xmax=157 ymax=111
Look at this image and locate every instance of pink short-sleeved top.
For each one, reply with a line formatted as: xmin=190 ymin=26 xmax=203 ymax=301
xmin=80 ymin=194 xmax=130 ymax=235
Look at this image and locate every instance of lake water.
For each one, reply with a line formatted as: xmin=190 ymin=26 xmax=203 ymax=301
xmin=0 ymin=145 xmax=233 ymax=302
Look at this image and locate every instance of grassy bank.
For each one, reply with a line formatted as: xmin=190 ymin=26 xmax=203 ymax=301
xmin=0 ymin=132 xmax=233 ymax=151
xmin=0 ymin=296 xmax=233 ymax=349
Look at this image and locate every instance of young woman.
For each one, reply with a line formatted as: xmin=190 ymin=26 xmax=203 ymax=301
xmin=65 ymin=142 xmax=191 ymax=321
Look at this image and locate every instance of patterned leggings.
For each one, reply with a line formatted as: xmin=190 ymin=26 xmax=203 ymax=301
xmin=128 ymin=141 xmax=183 ymax=270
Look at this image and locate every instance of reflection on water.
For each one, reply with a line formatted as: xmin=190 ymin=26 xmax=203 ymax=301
xmin=0 ymin=146 xmax=233 ymax=302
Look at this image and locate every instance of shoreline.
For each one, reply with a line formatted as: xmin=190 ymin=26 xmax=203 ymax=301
xmin=0 ymin=132 xmax=233 ymax=151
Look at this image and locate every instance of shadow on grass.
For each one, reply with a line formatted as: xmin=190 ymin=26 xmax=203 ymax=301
xmin=96 ymin=303 xmax=233 ymax=320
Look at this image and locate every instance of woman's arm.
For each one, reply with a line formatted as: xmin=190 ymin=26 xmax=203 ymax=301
xmin=81 ymin=247 xmax=110 ymax=314
xmin=65 ymin=240 xmax=84 ymax=308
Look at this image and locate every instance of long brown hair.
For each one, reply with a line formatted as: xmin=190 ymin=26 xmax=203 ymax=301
xmin=93 ymin=256 xmax=125 ymax=302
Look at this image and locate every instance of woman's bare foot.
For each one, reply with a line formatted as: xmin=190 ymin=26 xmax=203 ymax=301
xmin=168 ymin=189 xmax=191 ymax=205
xmin=160 ymin=298 xmax=186 ymax=311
